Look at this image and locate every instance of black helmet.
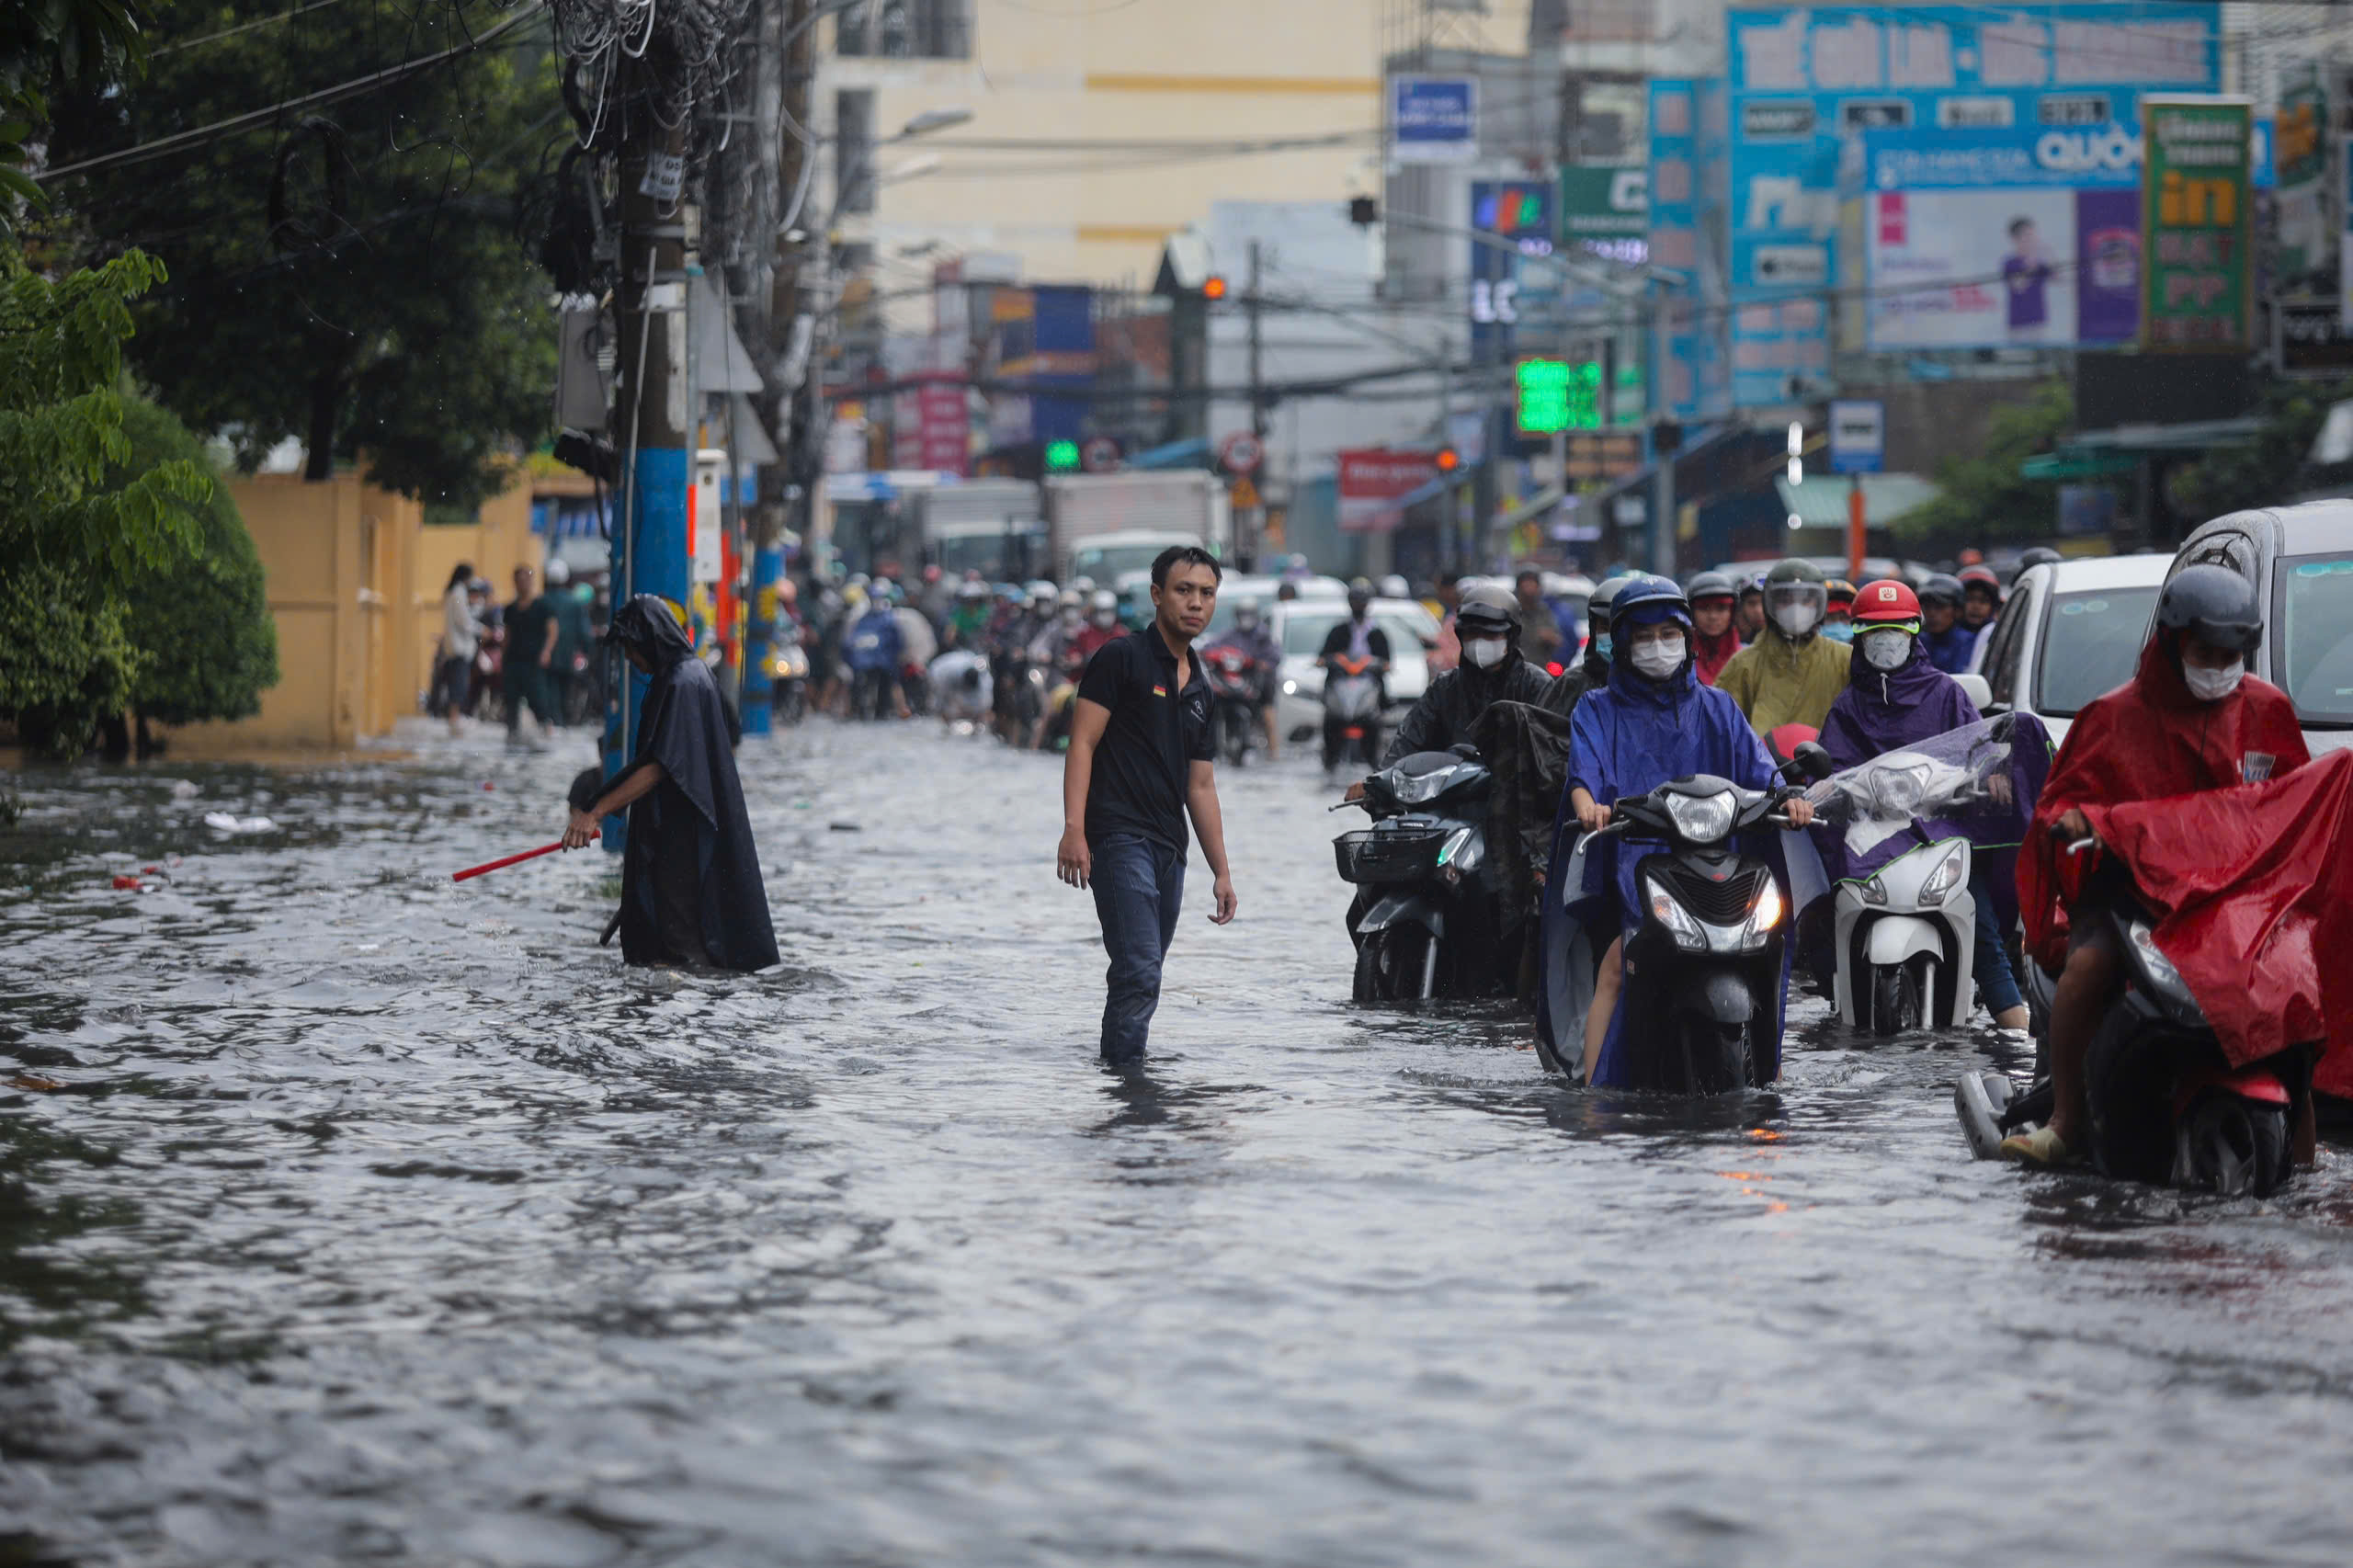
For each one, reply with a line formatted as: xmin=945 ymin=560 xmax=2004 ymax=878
xmin=2155 ymin=564 xmax=2262 ymax=655
xmin=1347 ymin=576 xmax=1373 ymax=614
xmin=1685 ymin=569 xmax=1737 ymax=604
xmin=2018 ymin=546 xmax=2063 ymax=570
xmin=1919 ymin=573 xmax=1965 ymax=608
xmin=1455 ymin=582 xmax=1519 ymax=638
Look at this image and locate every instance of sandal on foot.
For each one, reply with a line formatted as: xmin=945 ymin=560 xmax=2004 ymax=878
xmin=1998 ymin=1125 xmax=2075 ymax=1166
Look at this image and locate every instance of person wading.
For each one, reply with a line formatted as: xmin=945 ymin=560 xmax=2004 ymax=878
xmin=563 ymin=596 xmax=779 ymax=972
xmin=1056 ymin=546 xmax=1239 ymax=1068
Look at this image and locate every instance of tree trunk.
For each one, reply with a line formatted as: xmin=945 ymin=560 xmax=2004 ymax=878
xmin=304 ymin=370 xmax=340 ymax=481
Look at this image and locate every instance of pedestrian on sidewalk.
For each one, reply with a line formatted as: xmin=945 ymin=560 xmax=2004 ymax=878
xmin=1055 ymin=545 xmax=1239 ymax=1068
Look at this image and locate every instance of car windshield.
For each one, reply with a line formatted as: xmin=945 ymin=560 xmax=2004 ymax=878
xmin=1071 ymin=543 xmax=1179 ymax=581
xmin=2033 ymin=585 xmax=2160 ymax=717
xmin=2275 ymin=553 xmax=2353 ymax=725
xmin=1282 ymin=610 xmax=1431 ymax=657
xmin=934 ymin=528 xmax=1042 ymax=581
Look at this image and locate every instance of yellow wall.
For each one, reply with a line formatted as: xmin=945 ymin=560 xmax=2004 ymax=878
xmin=165 ymin=474 xmax=422 ymax=753
xmin=412 ymin=480 xmax=537 ymax=701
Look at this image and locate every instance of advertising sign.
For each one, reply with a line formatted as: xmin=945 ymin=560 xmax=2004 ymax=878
xmin=1338 ymin=449 xmax=1440 ymax=534
xmin=1725 ymin=4 xmax=2221 ymax=403
xmin=2276 ymin=62 xmax=2329 ymax=277
xmin=1828 ymin=399 xmax=1886 ymax=472
xmin=1647 ymin=80 xmax=1731 ymax=422
xmin=1469 ymin=180 xmax=1554 ymax=350
xmin=2142 ymin=97 xmax=2253 ymax=351
xmin=1560 ymin=165 xmax=1647 ymax=262
xmin=1392 ymin=75 xmax=1477 ymax=165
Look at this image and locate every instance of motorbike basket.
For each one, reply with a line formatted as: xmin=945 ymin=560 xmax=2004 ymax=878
xmin=1335 ymin=824 xmax=1450 ymax=885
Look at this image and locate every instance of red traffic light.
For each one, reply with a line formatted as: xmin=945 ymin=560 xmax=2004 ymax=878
xmin=1202 ymin=275 xmax=1228 ymax=301
xmin=1434 ymin=447 xmax=1461 ymax=472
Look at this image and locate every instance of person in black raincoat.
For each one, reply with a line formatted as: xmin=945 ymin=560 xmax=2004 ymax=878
xmin=563 ymin=596 xmax=779 ymax=971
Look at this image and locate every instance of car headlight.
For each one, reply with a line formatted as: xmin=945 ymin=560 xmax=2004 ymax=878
xmin=1646 ymin=875 xmax=1709 ymax=952
xmin=1918 ymin=841 xmax=1967 ymax=907
xmin=1663 ymin=790 xmax=1737 ymax=844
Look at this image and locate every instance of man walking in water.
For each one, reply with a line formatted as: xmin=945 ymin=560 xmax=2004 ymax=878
xmin=1056 ymin=546 xmax=1239 ymax=1067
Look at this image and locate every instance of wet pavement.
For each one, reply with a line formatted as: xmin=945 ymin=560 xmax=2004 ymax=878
xmin=5 ymin=717 xmax=2353 ymax=1566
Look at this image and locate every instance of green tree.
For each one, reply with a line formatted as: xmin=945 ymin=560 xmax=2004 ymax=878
xmin=41 ymin=1 xmax=560 ymax=509
xmin=0 ymin=0 xmax=148 ymax=234
xmin=0 ymin=249 xmax=208 ymax=755
xmin=2166 ymin=375 xmax=2353 ymax=523
xmin=111 ymin=396 xmax=280 ymax=731
xmin=1889 ymin=380 xmax=2074 ymax=550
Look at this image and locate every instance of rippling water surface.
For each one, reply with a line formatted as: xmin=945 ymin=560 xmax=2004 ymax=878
xmin=5 ymin=720 xmax=2353 ymax=1566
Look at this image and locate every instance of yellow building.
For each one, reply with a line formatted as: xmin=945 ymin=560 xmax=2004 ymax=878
xmin=821 ymin=0 xmax=1424 ymax=295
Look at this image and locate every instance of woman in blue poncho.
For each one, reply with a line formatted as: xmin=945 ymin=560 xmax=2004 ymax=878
xmin=1563 ymin=575 xmax=1813 ymax=1083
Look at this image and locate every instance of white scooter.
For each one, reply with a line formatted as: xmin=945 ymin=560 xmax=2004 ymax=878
xmin=1795 ymin=741 xmax=1990 ymax=1037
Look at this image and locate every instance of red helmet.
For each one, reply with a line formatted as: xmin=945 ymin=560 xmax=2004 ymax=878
xmin=1958 ymin=563 xmax=2003 ymax=597
xmin=1853 ymin=578 xmax=1921 ymax=625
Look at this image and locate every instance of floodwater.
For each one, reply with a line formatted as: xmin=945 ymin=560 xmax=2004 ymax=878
xmin=5 ymin=719 xmax=2353 ymax=1567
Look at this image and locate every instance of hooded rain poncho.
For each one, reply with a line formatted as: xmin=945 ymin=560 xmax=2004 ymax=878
xmin=608 ymin=597 xmax=780 ymax=972
xmin=1712 ymin=622 xmax=1853 ymax=736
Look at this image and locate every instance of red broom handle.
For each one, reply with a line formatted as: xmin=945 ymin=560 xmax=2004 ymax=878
xmin=451 ymin=841 xmax=568 ymax=882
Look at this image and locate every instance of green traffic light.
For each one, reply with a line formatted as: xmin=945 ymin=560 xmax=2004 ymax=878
xmin=1045 ymin=439 xmax=1081 ymax=472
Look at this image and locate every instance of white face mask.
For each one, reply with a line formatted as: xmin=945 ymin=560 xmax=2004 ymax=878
xmin=1629 ymin=633 xmax=1685 ymax=680
xmin=1860 ymin=628 xmax=1911 ymax=671
xmin=1772 ymin=601 xmax=1821 ymax=638
xmin=2184 ymin=658 xmax=2245 ymax=704
xmin=1464 ymin=636 xmax=1507 ymax=669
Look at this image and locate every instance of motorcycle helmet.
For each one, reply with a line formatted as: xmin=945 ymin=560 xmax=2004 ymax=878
xmin=1763 ymin=558 xmax=1828 ymax=638
xmin=544 ymin=557 xmax=571 ymax=586
xmin=1088 ymin=588 xmax=1120 ymax=628
xmin=1852 ymin=578 xmax=1922 ymax=627
xmin=2018 ymin=546 xmax=2063 ymax=570
xmin=1056 ymin=587 xmax=1083 ymax=612
xmin=1824 ymin=577 xmax=1856 ymax=613
xmin=1347 ymin=576 xmax=1374 ymax=617
xmin=2154 ymin=563 xmax=2263 ymax=655
xmin=1233 ymin=595 xmax=1262 ymax=631
xmin=1959 ymin=562 xmax=2004 ymax=603
xmin=1071 ymin=575 xmax=1097 ymax=596
xmin=1684 ymin=569 xmax=1737 ymax=606
xmin=1379 ymin=574 xmax=1411 ymax=600
xmin=1454 ymin=583 xmax=1519 ymax=672
xmin=1609 ymin=574 xmax=1693 ymax=680
xmin=1919 ymin=573 xmax=1966 ymax=610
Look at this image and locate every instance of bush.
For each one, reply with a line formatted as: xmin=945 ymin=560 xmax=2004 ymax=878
xmin=110 ymin=398 xmax=279 ymax=726
xmin=0 ymin=560 xmax=141 ymax=757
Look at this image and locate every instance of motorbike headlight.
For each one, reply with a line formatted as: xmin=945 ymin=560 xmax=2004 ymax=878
xmin=1872 ymin=762 xmax=1935 ymax=818
xmin=1918 ymin=842 xmax=1968 ymax=907
xmin=1662 ymin=790 xmax=1737 ymax=845
xmin=1735 ymin=877 xmax=1785 ymax=951
xmin=1393 ymin=767 xmax=1454 ymax=806
xmin=1859 ymin=875 xmax=1889 ymax=906
xmin=1646 ymin=875 xmax=1709 ymax=952
xmin=2127 ymin=920 xmax=2195 ymax=1008
xmin=1281 ymin=679 xmax=1298 ymax=696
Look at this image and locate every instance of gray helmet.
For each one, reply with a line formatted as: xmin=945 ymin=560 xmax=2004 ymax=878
xmin=1589 ymin=574 xmax=1636 ymax=629
xmin=1919 ymin=573 xmax=1966 ymax=608
xmin=2018 ymin=547 xmax=2063 ymax=570
xmin=1455 ymin=582 xmax=1519 ymax=638
xmin=1764 ymin=557 xmax=1826 ymax=588
xmin=2155 ymin=564 xmax=2263 ymax=655
xmin=1684 ymin=569 xmax=1737 ymax=604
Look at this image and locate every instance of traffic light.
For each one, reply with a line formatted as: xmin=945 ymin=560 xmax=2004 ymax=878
xmin=1045 ymin=438 xmax=1081 ymax=472
xmin=1434 ymin=446 xmax=1461 ymax=473
xmin=1201 ymin=275 xmax=1228 ymax=301
xmin=1348 ymin=195 xmax=1378 ymax=227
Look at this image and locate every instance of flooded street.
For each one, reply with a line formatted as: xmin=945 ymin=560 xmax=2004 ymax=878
xmin=6 ymin=719 xmax=2353 ymax=1566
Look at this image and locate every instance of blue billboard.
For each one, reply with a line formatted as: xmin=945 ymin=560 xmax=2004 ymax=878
xmin=1468 ymin=180 xmax=1554 ymax=353
xmin=1647 ymin=79 xmax=1731 ymax=422
xmin=1724 ymin=3 xmax=2222 ymax=404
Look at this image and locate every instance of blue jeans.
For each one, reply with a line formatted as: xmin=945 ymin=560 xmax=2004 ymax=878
xmin=1090 ymin=833 xmax=1185 ymax=1064
xmin=1971 ymin=870 xmax=2024 ymax=1017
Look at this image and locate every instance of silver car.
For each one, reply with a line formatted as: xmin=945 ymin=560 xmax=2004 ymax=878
xmin=2169 ymin=501 xmax=2353 ymax=755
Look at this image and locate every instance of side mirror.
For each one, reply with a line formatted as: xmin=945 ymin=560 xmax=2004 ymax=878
xmin=1789 ymin=741 xmax=1837 ymax=783
xmin=1952 ymin=673 xmax=1995 ymax=711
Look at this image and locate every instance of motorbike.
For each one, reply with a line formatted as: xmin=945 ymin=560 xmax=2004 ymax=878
xmin=1202 ymin=644 xmax=1263 ymax=767
xmin=468 ymin=622 xmax=506 ymax=721
xmin=768 ymin=641 xmax=811 ymax=726
xmin=1321 ymin=653 xmax=1383 ymax=773
xmin=1335 ymin=746 xmax=1500 ymax=1003
xmin=1537 ymin=775 xmax=1799 ymax=1093
xmin=1954 ymin=884 xmax=2311 ymax=1198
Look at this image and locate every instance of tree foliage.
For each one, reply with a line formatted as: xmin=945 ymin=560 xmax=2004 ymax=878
xmin=2166 ymin=375 xmax=2353 ymax=524
xmin=0 ymin=0 xmax=149 ymax=229
xmin=42 ymin=0 xmax=561 ymax=508
xmin=112 ymin=396 xmax=280 ymax=726
xmin=1888 ymin=379 xmax=2074 ymax=549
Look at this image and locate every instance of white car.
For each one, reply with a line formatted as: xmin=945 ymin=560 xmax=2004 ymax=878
xmin=1271 ymin=597 xmax=1441 ymax=744
xmin=1969 ymin=553 xmax=2172 ymax=748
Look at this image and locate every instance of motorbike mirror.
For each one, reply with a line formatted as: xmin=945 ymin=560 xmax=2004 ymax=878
xmin=1449 ymin=743 xmax=1481 ymax=760
xmin=1788 ymin=741 xmax=1836 ymax=783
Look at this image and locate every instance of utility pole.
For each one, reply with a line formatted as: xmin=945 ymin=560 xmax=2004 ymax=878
xmin=1245 ymin=238 xmax=1266 ymax=571
xmin=602 ymin=118 xmax=693 ymax=845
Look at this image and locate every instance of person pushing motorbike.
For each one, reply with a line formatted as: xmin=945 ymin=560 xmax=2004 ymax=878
xmin=2004 ymin=566 xmax=2309 ymax=1165
xmin=1712 ymin=558 xmax=1853 ymax=735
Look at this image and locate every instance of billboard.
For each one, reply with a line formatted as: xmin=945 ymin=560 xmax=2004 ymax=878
xmin=1392 ymin=76 xmax=1477 ymax=165
xmin=1726 ymin=3 xmax=2222 ymax=402
xmin=1338 ymin=449 xmax=1439 ymax=534
xmin=2142 ymin=97 xmax=2253 ymax=351
xmin=1647 ymin=80 xmax=1731 ymax=422
xmin=1560 ymin=165 xmax=1647 ymax=263
xmin=1469 ymin=180 xmax=1554 ymax=350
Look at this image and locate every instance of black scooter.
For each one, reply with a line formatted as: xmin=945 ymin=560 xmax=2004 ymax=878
xmin=1336 ymin=747 xmax=1500 ymax=1002
xmin=1955 ymin=895 xmax=2311 ymax=1197
xmin=1539 ymin=775 xmax=1799 ymax=1093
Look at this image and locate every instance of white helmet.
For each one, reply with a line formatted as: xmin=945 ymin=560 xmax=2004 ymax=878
xmin=544 ymin=557 xmax=571 ymax=586
xmin=1379 ymin=574 xmax=1408 ymax=600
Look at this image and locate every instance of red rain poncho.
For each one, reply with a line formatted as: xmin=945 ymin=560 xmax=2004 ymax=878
xmin=2018 ymin=633 xmax=2342 ymax=1082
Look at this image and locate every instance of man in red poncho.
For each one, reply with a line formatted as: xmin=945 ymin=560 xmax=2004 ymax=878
xmin=2004 ymin=566 xmax=2310 ymax=1165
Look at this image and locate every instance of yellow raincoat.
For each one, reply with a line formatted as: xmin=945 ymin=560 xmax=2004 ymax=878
xmin=1713 ymin=626 xmax=1853 ymax=735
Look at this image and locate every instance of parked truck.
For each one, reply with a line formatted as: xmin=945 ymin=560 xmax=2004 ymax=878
xmin=916 ymin=479 xmax=1048 ymax=584
xmin=1045 ymin=471 xmax=1232 ymax=585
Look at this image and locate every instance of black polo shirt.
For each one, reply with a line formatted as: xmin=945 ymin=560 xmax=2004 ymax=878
xmin=1075 ymin=622 xmax=1213 ymax=855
